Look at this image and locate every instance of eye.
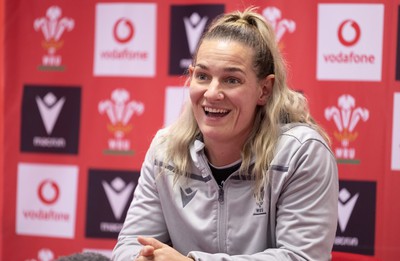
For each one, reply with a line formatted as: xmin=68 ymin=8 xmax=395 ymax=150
xmin=194 ymin=72 xmax=209 ymax=81
xmin=225 ymin=77 xmax=241 ymax=85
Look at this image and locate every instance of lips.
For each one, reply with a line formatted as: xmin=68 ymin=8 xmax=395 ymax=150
xmin=204 ymin=106 xmax=230 ymax=117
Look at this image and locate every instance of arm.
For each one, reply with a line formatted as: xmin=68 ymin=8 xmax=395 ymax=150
xmin=112 ymin=136 xmax=170 ymax=261
xmin=272 ymin=139 xmax=339 ymax=260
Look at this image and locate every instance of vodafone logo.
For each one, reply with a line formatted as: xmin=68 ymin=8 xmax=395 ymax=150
xmin=316 ymin=4 xmax=384 ymax=81
xmin=38 ymin=179 xmax=60 ymax=205
xmin=338 ymin=19 xmax=361 ymax=47
xmin=16 ymin=163 xmax=78 ymax=238
xmin=113 ymin=18 xmax=134 ymax=44
xmin=93 ymin=3 xmax=156 ymax=76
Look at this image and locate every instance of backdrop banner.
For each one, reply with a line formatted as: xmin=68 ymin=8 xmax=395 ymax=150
xmin=3 ymin=0 xmax=400 ymax=260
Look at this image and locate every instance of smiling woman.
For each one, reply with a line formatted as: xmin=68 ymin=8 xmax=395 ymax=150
xmin=188 ymin=39 xmax=274 ymax=166
xmin=112 ymin=6 xmax=338 ymax=261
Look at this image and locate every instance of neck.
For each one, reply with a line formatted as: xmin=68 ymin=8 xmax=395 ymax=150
xmin=204 ymin=140 xmax=243 ymax=167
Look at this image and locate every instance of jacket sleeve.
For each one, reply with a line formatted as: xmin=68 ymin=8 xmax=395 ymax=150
xmin=112 ymin=134 xmax=170 ymax=261
xmin=187 ymin=139 xmax=339 ymax=261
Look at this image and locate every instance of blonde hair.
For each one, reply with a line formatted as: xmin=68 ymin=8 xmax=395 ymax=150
xmin=160 ymin=7 xmax=329 ymax=197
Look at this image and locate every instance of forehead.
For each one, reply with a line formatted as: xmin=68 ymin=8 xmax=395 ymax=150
xmin=196 ymin=39 xmax=255 ymax=68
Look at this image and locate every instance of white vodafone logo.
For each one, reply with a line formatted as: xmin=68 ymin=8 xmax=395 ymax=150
xmin=113 ymin=18 xmax=134 ymax=44
xmin=338 ymin=19 xmax=361 ymax=47
xmin=38 ymin=179 xmax=60 ymax=205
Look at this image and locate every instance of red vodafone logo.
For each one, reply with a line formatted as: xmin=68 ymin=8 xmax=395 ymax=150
xmin=113 ymin=18 xmax=134 ymax=44
xmin=38 ymin=179 xmax=60 ymax=205
xmin=338 ymin=19 xmax=361 ymax=47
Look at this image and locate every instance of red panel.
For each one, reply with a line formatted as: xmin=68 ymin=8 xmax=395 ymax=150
xmin=331 ymin=251 xmax=383 ymax=261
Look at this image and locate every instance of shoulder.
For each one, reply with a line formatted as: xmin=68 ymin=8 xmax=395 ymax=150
xmin=270 ymin=124 xmax=338 ymax=188
xmin=280 ymin=123 xmax=327 ymax=146
xmin=274 ymin=123 xmax=334 ymax=164
xmin=150 ymin=127 xmax=171 ymax=145
xmin=145 ymin=127 xmax=171 ymax=158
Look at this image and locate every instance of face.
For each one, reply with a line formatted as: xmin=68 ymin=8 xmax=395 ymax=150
xmin=189 ymin=39 xmax=273 ymax=147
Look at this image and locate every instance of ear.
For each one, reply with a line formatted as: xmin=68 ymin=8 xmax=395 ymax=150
xmin=188 ymin=65 xmax=194 ymax=77
xmin=257 ymin=74 xmax=275 ymax=105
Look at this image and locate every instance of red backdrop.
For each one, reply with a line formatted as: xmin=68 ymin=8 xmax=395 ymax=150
xmin=2 ymin=0 xmax=400 ymax=260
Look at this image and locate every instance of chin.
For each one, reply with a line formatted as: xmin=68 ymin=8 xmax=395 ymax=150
xmin=200 ymin=128 xmax=226 ymax=141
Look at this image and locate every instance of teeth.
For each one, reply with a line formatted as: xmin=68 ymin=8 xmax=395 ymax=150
xmin=204 ymin=107 xmax=228 ymax=113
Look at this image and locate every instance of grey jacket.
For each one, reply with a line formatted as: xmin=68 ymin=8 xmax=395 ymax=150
xmin=112 ymin=123 xmax=339 ymax=261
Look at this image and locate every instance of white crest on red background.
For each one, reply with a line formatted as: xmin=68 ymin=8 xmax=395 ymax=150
xmin=34 ymin=6 xmax=74 ymax=55
xmin=33 ymin=6 xmax=74 ymax=68
xmin=262 ymin=7 xmax=296 ymax=42
xmin=325 ymin=94 xmax=369 ymax=160
xmin=98 ymin=88 xmax=144 ymax=152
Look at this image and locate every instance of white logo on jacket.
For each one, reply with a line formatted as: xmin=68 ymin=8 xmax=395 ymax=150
xmin=180 ymin=186 xmax=198 ymax=208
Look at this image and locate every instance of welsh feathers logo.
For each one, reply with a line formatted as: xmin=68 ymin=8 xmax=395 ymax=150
xmin=98 ymin=89 xmax=144 ymax=155
xmin=262 ymin=7 xmax=296 ymax=43
xmin=325 ymin=94 xmax=369 ymax=164
xmin=34 ymin=6 xmax=74 ymax=71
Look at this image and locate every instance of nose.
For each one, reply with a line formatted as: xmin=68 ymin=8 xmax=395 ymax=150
xmin=204 ymin=79 xmax=224 ymax=100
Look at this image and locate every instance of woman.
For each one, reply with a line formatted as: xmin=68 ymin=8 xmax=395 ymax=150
xmin=112 ymin=7 xmax=338 ymax=261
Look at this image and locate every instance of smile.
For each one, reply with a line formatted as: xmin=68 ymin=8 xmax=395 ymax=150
xmin=204 ymin=106 xmax=230 ymax=117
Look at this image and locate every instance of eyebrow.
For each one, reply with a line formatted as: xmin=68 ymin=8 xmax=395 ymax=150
xmin=195 ymin=63 xmax=245 ymax=74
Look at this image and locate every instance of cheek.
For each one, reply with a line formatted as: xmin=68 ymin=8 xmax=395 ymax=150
xmin=189 ymin=84 xmax=204 ymax=103
xmin=236 ymin=94 xmax=260 ymax=116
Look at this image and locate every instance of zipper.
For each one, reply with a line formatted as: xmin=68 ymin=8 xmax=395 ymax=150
xmin=218 ymin=181 xmax=225 ymax=204
xmin=198 ymin=153 xmax=228 ymax=252
xmin=217 ymin=181 xmax=227 ymax=252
